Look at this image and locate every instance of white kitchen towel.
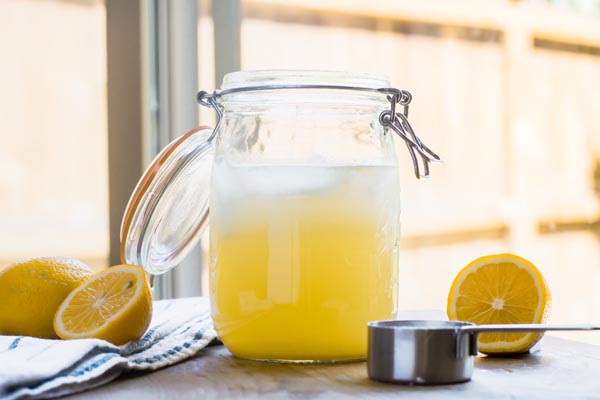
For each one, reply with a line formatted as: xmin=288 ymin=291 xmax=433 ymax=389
xmin=0 ymin=297 xmax=218 ymax=400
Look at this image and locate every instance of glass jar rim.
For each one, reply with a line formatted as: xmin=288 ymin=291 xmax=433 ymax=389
xmin=220 ymin=69 xmax=391 ymax=91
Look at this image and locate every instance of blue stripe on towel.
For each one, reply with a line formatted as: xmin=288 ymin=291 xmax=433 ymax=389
xmin=5 ymin=353 xmax=123 ymax=397
xmin=177 ymin=325 xmax=193 ymax=336
xmin=130 ymin=327 xmax=210 ymax=365
xmin=62 ymin=353 xmax=121 ymax=379
xmin=123 ymin=313 xmax=211 ymax=358
xmin=126 ymin=318 xmax=172 ymax=347
xmin=7 ymin=337 xmax=23 ymax=350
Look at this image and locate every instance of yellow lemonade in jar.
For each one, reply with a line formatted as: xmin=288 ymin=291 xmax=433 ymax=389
xmin=209 ymin=159 xmax=400 ymax=361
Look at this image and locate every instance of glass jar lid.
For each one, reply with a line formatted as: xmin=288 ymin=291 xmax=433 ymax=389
xmin=120 ymin=126 xmax=214 ymax=274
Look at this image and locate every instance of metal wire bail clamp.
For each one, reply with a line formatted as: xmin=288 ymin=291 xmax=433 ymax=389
xmin=197 ymin=84 xmax=441 ymax=179
xmin=378 ymin=89 xmax=441 ymax=179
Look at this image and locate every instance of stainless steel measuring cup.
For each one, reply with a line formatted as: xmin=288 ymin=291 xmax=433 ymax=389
xmin=367 ymin=320 xmax=600 ymax=385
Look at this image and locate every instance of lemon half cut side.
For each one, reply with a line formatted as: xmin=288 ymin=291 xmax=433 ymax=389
xmin=447 ymin=253 xmax=552 ymax=354
xmin=54 ymin=264 xmax=153 ymax=345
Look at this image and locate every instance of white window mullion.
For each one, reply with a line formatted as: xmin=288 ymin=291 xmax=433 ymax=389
xmin=153 ymin=0 xmax=202 ymax=299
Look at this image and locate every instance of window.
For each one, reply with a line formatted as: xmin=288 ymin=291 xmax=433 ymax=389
xmin=0 ymin=0 xmax=108 ymax=272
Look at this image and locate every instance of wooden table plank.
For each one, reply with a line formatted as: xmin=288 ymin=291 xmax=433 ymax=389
xmin=67 ymin=336 xmax=600 ymax=399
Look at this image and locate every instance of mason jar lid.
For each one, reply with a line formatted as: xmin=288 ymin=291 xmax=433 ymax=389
xmin=120 ymin=126 xmax=214 ymax=275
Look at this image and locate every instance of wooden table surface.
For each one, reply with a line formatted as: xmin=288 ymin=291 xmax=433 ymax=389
xmin=67 ymin=336 xmax=600 ymax=399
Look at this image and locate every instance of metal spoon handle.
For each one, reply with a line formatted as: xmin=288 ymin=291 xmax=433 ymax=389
xmin=461 ymin=324 xmax=600 ymax=334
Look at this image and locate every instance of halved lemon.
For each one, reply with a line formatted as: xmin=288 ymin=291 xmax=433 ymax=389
xmin=447 ymin=253 xmax=552 ymax=354
xmin=54 ymin=264 xmax=153 ymax=345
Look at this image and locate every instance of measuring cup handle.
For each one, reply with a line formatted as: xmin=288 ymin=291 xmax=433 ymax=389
xmin=456 ymin=324 xmax=600 ymax=358
xmin=461 ymin=324 xmax=600 ymax=334
xmin=455 ymin=330 xmax=479 ymax=358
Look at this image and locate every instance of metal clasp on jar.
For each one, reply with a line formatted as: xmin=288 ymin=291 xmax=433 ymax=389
xmin=377 ymin=88 xmax=441 ymax=179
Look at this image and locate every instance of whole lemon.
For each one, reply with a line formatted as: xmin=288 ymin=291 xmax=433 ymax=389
xmin=0 ymin=256 xmax=93 ymax=338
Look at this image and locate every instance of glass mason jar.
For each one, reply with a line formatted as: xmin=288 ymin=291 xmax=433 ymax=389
xmin=120 ymin=70 xmax=439 ymax=363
